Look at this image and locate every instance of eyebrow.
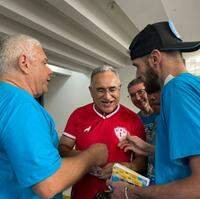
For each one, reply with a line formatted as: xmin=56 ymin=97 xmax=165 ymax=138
xmin=96 ymin=86 xmax=119 ymax=89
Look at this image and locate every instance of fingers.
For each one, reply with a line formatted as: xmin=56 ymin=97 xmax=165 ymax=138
xmin=108 ymin=181 xmax=130 ymax=199
xmin=126 ymin=135 xmax=141 ymax=143
xmin=126 ymin=136 xmax=149 ymax=151
xmin=122 ymin=145 xmax=148 ymax=156
xmin=118 ymin=143 xmax=131 ymax=150
xmin=98 ymin=173 xmax=111 ymax=179
xmin=89 ymin=166 xmax=103 ymax=177
xmin=96 ymin=162 xmax=113 ymax=179
xmin=118 ymin=140 xmax=129 ymax=147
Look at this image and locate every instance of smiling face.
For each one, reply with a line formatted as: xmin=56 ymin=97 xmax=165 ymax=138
xmin=89 ymin=71 xmax=121 ymax=114
xmin=128 ymin=82 xmax=149 ymax=111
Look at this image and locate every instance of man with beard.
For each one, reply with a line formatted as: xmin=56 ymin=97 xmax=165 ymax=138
xmin=109 ymin=21 xmax=200 ymax=199
xmin=59 ymin=66 xmax=146 ymax=199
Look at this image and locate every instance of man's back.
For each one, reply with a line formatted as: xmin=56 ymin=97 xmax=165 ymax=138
xmin=0 ymin=82 xmax=61 ymax=199
xmin=156 ymin=73 xmax=200 ymax=184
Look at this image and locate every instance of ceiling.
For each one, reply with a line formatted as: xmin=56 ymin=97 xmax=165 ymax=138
xmin=0 ymin=0 xmax=199 ymax=74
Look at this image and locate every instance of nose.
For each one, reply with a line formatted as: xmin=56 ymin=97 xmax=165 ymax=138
xmin=103 ymin=90 xmax=113 ymax=98
xmin=135 ymin=93 xmax=141 ymax=100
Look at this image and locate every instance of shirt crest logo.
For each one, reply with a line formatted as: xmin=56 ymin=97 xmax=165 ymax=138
xmin=84 ymin=126 xmax=91 ymax=133
xmin=114 ymin=127 xmax=128 ymax=141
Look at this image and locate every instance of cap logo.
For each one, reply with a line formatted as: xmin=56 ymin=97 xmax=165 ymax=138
xmin=168 ymin=20 xmax=181 ymax=39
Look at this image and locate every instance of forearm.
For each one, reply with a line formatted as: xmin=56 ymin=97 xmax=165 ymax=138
xmin=61 ymin=148 xmax=80 ymax=157
xmin=33 ymin=149 xmax=96 ymax=198
xmin=133 ymin=156 xmax=200 ymax=199
xmin=133 ymin=177 xmax=200 ymax=199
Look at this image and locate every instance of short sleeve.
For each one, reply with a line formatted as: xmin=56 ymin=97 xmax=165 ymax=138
xmin=163 ymin=82 xmax=200 ymax=161
xmin=2 ymin=103 xmax=61 ymax=187
xmin=64 ymin=110 xmax=79 ymax=139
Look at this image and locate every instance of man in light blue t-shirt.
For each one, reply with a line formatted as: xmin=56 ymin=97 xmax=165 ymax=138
xmin=110 ymin=21 xmax=200 ymax=199
xmin=126 ymin=78 xmax=160 ymax=184
xmin=0 ymin=34 xmax=108 ymax=199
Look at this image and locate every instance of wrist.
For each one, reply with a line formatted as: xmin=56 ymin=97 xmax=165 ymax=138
xmin=124 ymin=185 xmax=135 ymax=199
xmin=83 ymin=148 xmax=97 ymax=167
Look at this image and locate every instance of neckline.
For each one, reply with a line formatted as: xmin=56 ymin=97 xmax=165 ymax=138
xmin=0 ymin=80 xmax=21 ymax=88
xmin=93 ymin=104 xmax=120 ymax=119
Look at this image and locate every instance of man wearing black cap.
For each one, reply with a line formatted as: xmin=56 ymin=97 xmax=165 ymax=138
xmin=109 ymin=21 xmax=200 ymax=198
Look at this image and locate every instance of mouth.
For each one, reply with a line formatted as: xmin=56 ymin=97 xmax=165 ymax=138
xmin=46 ymin=79 xmax=51 ymax=84
xmin=100 ymin=100 xmax=114 ymax=107
xmin=138 ymin=100 xmax=147 ymax=106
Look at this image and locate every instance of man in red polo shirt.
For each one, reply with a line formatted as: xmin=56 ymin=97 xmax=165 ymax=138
xmin=59 ymin=66 xmax=146 ymax=199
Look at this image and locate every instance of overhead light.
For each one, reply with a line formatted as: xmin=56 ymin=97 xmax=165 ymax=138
xmin=48 ymin=64 xmax=72 ymax=77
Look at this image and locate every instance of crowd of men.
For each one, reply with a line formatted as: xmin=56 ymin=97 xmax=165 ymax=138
xmin=0 ymin=21 xmax=200 ymax=199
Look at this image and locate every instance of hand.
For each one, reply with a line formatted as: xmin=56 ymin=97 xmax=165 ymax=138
xmin=89 ymin=166 xmax=102 ymax=177
xmin=118 ymin=135 xmax=154 ymax=156
xmin=108 ymin=180 xmax=136 ymax=199
xmin=98 ymin=162 xmax=114 ymax=180
xmin=88 ymin=143 xmax=108 ymax=166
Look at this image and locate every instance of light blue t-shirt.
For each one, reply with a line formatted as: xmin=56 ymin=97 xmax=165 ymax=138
xmin=0 ymin=82 xmax=62 ymax=198
xmin=155 ymin=73 xmax=200 ymax=184
xmin=138 ymin=112 xmax=159 ymax=184
xmin=138 ymin=112 xmax=158 ymax=143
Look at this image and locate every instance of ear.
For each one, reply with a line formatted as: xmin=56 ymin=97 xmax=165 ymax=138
xmin=18 ymin=54 xmax=30 ymax=74
xmin=89 ymin=86 xmax=93 ymax=96
xmin=149 ymin=50 xmax=162 ymax=67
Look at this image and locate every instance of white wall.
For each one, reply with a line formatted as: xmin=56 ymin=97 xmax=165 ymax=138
xmin=44 ymin=66 xmax=139 ymax=134
xmin=44 ymin=70 xmax=92 ymax=134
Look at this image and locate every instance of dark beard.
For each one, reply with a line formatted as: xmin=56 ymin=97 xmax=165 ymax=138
xmin=144 ymin=67 xmax=161 ymax=94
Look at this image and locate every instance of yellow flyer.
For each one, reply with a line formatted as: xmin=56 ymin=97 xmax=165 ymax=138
xmin=111 ymin=163 xmax=150 ymax=187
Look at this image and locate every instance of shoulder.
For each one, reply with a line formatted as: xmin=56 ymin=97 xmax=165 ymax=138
xmin=119 ymin=104 xmax=139 ymax=119
xmin=72 ymin=103 xmax=93 ymax=115
xmin=163 ymin=73 xmax=200 ymax=99
xmin=0 ymin=85 xmax=43 ymax=117
xmin=68 ymin=103 xmax=94 ymax=121
xmin=164 ymin=73 xmax=200 ymax=91
xmin=0 ymin=83 xmax=36 ymax=105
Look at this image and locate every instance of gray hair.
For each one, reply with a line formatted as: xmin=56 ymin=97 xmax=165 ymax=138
xmin=90 ymin=65 xmax=119 ymax=85
xmin=0 ymin=34 xmax=41 ymax=75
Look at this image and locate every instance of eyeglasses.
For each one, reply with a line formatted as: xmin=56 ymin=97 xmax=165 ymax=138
xmin=128 ymin=89 xmax=146 ymax=99
xmin=95 ymin=86 xmax=121 ymax=96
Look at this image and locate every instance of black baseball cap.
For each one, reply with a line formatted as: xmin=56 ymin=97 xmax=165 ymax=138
xmin=129 ymin=21 xmax=200 ymax=60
